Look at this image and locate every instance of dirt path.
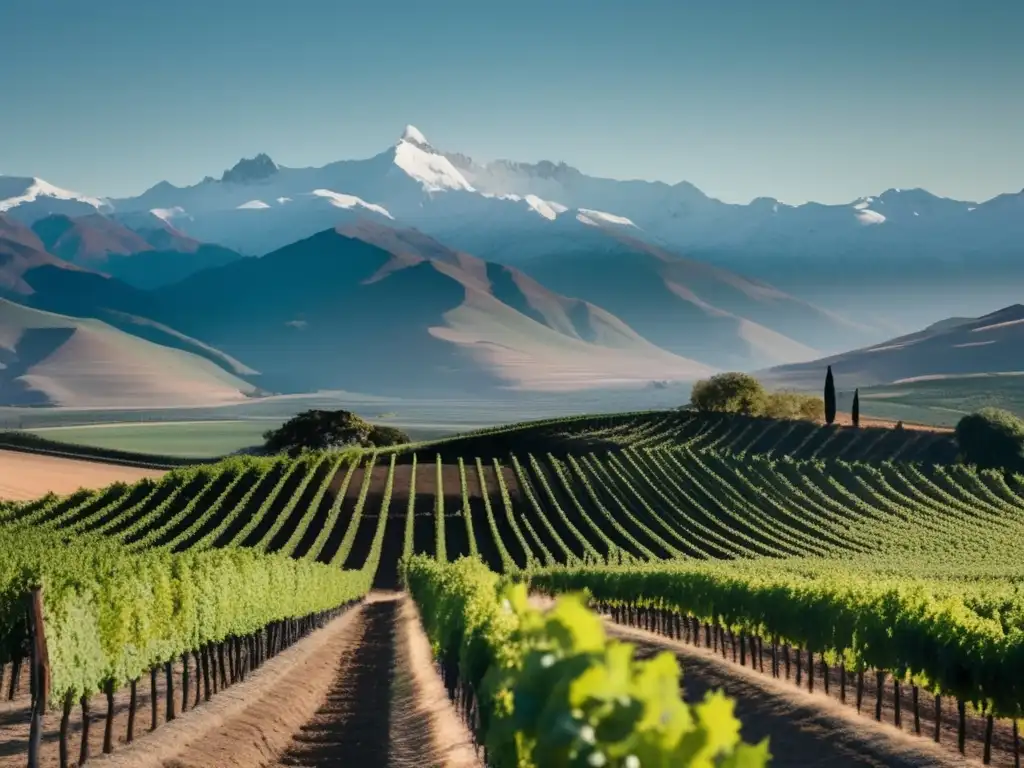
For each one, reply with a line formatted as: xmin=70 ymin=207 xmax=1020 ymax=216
xmin=606 ymin=621 xmax=978 ymax=768
xmin=83 ymin=603 xmax=366 ymax=768
xmin=74 ymin=593 xmax=480 ymax=768
xmin=390 ymin=596 xmax=480 ymax=768
xmin=0 ymin=449 xmax=164 ymax=501
xmin=272 ymin=593 xmax=480 ymax=768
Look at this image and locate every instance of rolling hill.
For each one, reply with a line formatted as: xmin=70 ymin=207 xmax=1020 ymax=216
xmin=29 ymin=213 xmax=246 ymax=289
xmin=502 ymin=230 xmax=869 ymax=368
xmin=0 ymin=298 xmax=256 ymax=407
xmin=3 ymin=124 xmax=1023 ymax=339
xmin=3 ymin=212 xmax=876 ymax=400
xmin=31 ymin=213 xmax=153 ymax=266
xmin=762 ymin=303 xmax=1024 ymax=390
xmin=151 ymin=225 xmax=716 ymax=396
xmin=338 ymin=218 xmax=867 ymax=368
xmin=0 ymin=214 xmax=84 ymax=296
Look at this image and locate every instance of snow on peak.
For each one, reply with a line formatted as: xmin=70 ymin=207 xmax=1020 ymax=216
xmin=855 ymin=209 xmax=886 ymax=225
xmin=524 ymin=194 xmax=568 ymax=221
xmin=400 ymin=125 xmax=429 ymax=146
xmin=481 ymin=192 xmax=570 ymax=221
xmin=237 ymin=199 xmax=271 ymax=210
xmin=392 ymin=140 xmax=475 ymax=193
xmin=390 ymin=123 xmax=474 ymax=191
xmin=0 ymin=176 xmax=108 ymax=213
xmin=309 ymin=189 xmax=393 ymax=219
xmin=151 ymin=206 xmax=190 ymax=223
xmin=576 ymin=208 xmax=637 ymax=228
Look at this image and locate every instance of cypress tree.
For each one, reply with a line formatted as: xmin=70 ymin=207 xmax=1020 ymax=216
xmin=852 ymin=388 xmax=860 ymax=427
xmin=824 ymin=366 xmax=836 ymax=425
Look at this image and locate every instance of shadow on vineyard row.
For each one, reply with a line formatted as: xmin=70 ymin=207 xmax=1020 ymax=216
xmin=594 ymin=602 xmax=1021 ymax=768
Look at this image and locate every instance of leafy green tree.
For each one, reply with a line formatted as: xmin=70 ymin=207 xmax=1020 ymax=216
xmin=263 ymin=409 xmax=407 ymax=455
xmin=367 ymin=424 xmax=411 ymax=447
xmin=797 ymin=395 xmax=825 ymax=422
xmin=762 ymin=391 xmax=824 ymax=421
xmin=955 ymin=408 xmax=1024 ymax=471
xmin=852 ymin=388 xmax=860 ymax=427
xmin=689 ymin=373 xmax=766 ymax=415
xmin=824 ymin=366 xmax=836 ymax=425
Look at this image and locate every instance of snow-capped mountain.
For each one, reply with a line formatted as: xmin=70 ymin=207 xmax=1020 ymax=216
xmin=0 ymin=176 xmax=111 ymax=221
xmin=55 ymin=125 xmax=638 ymax=254
xmin=2 ymin=124 xmax=1021 ymax=315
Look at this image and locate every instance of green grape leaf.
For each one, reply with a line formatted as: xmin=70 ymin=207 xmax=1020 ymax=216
xmin=720 ymin=738 xmax=772 ymax=768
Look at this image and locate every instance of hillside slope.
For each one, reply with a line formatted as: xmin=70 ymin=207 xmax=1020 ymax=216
xmin=31 ymin=213 xmax=153 ymax=266
xmin=0 ymin=214 xmax=84 ymax=296
xmin=154 ymin=227 xmax=715 ymax=395
xmin=0 ymin=299 xmax=256 ymax=406
xmin=497 ymin=229 xmax=868 ymax=368
xmin=29 ymin=213 xmax=246 ymax=288
xmin=762 ymin=304 xmax=1024 ymax=389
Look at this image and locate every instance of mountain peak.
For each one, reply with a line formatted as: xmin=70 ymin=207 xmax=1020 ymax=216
xmin=221 ymin=153 xmax=278 ymax=184
xmin=0 ymin=176 xmax=109 ymax=216
xmin=399 ymin=125 xmax=430 ymax=147
xmin=389 ymin=126 xmax=474 ymax=192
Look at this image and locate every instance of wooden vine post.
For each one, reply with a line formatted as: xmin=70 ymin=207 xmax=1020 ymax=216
xmin=27 ymin=587 xmax=51 ymax=768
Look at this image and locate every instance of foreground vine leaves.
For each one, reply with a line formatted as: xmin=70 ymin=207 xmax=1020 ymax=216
xmin=406 ymin=556 xmax=770 ymax=767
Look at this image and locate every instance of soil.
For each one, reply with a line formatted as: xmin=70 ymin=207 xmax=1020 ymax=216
xmin=0 ymin=603 xmax=364 ymax=768
xmin=355 ymin=462 xmax=520 ymax=503
xmin=0 ymin=449 xmax=165 ymax=501
xmin=391 ymin=596 xmax=480 ymax=768
xmin=32 ymin=594 xmax=482 ymax=768
xmin=336 ymin=461 xmax=523 ymax=587
xmin=826 ymin=413 xmax=953 ymax=432
xmin=606 ymin=619 xmax=1002 ymax=767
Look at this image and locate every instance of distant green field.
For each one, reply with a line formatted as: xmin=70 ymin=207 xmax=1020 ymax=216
xmin=25 ymin=420 xmax=274 ymax=458
xmin=0 ymin=388 xmax=695 ymax=459
xmin=18 ymin=417 xmax=480 ymax=459
xmin=842 ymin=374 xmax=1024 ymax=427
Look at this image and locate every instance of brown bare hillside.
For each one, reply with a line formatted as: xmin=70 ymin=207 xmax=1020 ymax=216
xmin=764 ymin=304 xmax=1024 ymax=389
xmin=0 ymin=299 xmax=256 ymax=407
xmin=27 ymin=213 xmax=245 ymax=289
xmin=342 ymin=221 xmax=688 ymax=351
xmin=154 ymin=227 xmax=716 ymax=396
xmin=0 ymin=214 xmax=83 ymax=295
xmin=31 ymin=213 xmax=153 ymax=266
xmin=511 ymin=228 xmax=871 ymax=370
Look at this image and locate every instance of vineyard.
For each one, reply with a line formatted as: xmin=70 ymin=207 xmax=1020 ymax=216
xmin=0 ymin=408 xmax=1019 ymax=767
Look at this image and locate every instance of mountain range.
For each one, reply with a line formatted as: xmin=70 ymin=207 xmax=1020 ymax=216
xmin=0 ymin=124 xmax=1019 ymax=406
xmin=762 ymin=304 xmax=1024 ymax=391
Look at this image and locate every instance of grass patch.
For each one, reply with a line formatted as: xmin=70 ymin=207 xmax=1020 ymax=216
xmin=24 ymin=420 xmax=273 ymax=458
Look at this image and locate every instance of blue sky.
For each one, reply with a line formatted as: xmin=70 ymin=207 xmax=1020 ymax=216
xmin=2 ymin=0 xmax=1021 ymax=204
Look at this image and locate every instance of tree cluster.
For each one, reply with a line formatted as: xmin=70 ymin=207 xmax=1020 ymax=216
xmin=263 ymin=409 xmax=410 ymax=456
xmin=689 ymin=373 xmax=823 ymax=421
xmin=955 ymin=407 xmax=1024 ymax=472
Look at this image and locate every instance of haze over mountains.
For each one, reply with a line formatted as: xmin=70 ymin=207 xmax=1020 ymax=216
xmin=763 ymin=304 xmax=1024 ymax=391
xmin=0 ymin=124 xmax=1019 ymax=406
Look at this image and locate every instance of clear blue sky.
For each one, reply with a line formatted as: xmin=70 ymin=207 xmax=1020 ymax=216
xmin=2 ymin=0 xmax=1021 ymax=204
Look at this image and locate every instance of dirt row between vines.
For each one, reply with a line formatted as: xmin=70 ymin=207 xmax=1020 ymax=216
xmin=0 ymin=605 xmax=364 ymax=767
xmin=67 ymin=593 xmax=480 ymax=768
xmin=337 ymin=462 xmax=520 ymax=502
xmin=607 ymin=621 xmax=987 ymax=768
xmin=523 ymin=594 xmax=980 ymax=767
